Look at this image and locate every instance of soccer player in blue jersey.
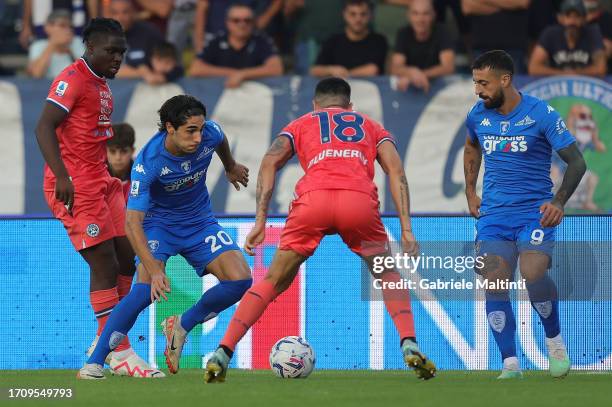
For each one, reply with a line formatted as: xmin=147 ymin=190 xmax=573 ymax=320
xmin=464 ymin=50 xmax=586 ymax=379
xmin=78 ymin=95 xmax=252 ymax=379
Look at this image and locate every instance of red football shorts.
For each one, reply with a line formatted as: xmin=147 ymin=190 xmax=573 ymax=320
xmin=44 ymin=176 xmax=126 ymax=251
xmin=279 ymin=189 xmax=389 ymax=257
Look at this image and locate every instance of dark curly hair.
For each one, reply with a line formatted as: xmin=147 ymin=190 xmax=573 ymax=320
xmin=82 ymin=18 xmax=124 ymax=45
xmin=158 ymin=95 xmax=207 ymax=132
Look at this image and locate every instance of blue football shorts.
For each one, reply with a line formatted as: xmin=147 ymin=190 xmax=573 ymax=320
xmin=135 ymin=218 xmax=240 ymax=276
xmin=475 ymin=211 xmax=555 ymax=271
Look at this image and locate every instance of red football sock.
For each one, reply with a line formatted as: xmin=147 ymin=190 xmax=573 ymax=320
xmin=381 ymin=271 xmax=415 ymax=340
xmin=90 ymin=287 xmax=131 ymax=352
xmin=220 ymin=279 xmax=278 ymax=352
xmin=116 ymin=274 xmax=133 ymax=300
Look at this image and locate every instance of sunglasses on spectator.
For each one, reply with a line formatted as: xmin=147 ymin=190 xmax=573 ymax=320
xmin=228 ymin=17 xmax=254 ymax=24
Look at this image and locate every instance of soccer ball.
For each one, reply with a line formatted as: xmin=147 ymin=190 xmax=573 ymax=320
xmin=269 ymin=336 xmax=315 ymax=378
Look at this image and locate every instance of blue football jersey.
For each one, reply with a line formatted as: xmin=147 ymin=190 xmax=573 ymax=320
xmin=466 ymin=93 xmax=576 ymax=215
xmin=127 ymin=120 xmax=225 ymax=226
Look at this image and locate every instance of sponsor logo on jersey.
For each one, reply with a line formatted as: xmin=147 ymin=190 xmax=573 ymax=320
xmin=134 ymin=164 xmax=146 ymax=174
xmin=306 ymin=149 xmax=368 ymax=169
xmin=482 ymin=135 xmax=528 ymax=155
xmin=55 ymin=81 xmax=68 ymax=96
xmin=86 ymin=223 xmax=100 ymax=238
xmin=130 ymin=180 xmax=140 ymax=196
xmin=499 ymin=121 xmax=510 ymax=135
xmin=181 ymin=160 xmax=191 ymax=173
xmin=480 ymin=118 xmax=491 ymax=127
xmin=515 ymin=115 xmax=535 ymax=126
xmin=164 ymin=170 xmax=205 ymax=192
xmin=160 ymin=166 xmax=172 ymax=176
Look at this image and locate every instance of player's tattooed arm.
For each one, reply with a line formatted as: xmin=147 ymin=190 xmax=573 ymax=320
xmin=35 ymin=102 xmax=73 ymax=208
xmin=376 ymin=140 xmax=413 ymax=230
xmin=552 ymin=144 xmax=587 ymax=207
xmin=255 ymin=136 xmax=293 ymax=223
xmin=463 ymin=135 xmax=482 ymax=218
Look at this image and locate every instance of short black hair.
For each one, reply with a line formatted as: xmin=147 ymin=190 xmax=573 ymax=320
xmin=152 ymin=41 xmax=178 ymax=61
xmin=344 ymin=0 xmax=373 ymax=10
xmin=82 ymin=17 xmax=124 ymax=44
xmin=108 ymin=123 xmax=135 ymax=149
xmin=314 ymin=77 xmax=351 ymax=107
xmin=158 ymin=95 xmax=206 ymax=131
xmin=471 ymin=50 xmax=515 ymax=76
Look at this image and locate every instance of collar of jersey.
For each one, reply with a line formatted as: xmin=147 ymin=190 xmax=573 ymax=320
xmin=489 ymin=92 xmax=526 ymax=120
xmin=79 ymin=58 xmax=106 ymax=81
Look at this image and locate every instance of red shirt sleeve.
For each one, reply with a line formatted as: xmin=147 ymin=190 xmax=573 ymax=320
xmin=46 ymin=71 xmax=81 ymax=113
xmin=369 ymin=116 xmax=395 ymax=147
xmin=279 ymin=119 xmax=299 ymax=154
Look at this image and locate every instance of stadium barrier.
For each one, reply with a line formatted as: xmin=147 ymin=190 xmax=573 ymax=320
xmin=0 ymin=75 xmax=610 ymax=216
xmin=1 ymin=215 xmax=610 ymax=371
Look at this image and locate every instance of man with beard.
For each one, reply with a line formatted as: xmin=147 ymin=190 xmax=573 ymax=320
xmin=464 ymin=50 xmax=586 ymax=379
xmin=310 ymin=0 xmax=388 ymax=78
xmin=528 ymin=0 xmax=606 ymax=77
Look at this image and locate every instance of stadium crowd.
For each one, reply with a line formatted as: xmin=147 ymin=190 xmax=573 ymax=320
xmin=0 ymin=0 xmax=610 ymax=88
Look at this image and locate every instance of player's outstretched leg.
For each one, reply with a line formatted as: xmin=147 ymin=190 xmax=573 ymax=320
xmin=520 ymin=253 xmax=570 ymax=378
xmin=78 ymin=282 xmax=165 ymax=379
xmin=205 ymin=249 xmax=305 ymax=383
xmin=162 ymin=258 xmax=251 ymax=374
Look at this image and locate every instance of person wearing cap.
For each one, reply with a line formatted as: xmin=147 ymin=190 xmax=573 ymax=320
xmin=528 ymin=0 xmax=606 ymax=77
xmin=27 ymin=9 xmax=86 ymax=79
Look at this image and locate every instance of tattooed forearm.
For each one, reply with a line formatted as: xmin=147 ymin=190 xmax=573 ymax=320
xmin=399 ymin=174 xmax=410 ymax=216
xmin=255 ymin=170 xmax=273 ymax=221
xmin=554 ymin=144 xmax=586 ymax=206
xmin=463 ymin=137 xmax=482 ymax=195
xmin=253 ymin=136 xmax=293 ymax=222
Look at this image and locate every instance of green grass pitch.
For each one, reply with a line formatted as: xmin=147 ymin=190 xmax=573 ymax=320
xmin=2 ymin=369 xmax=611 ymax=407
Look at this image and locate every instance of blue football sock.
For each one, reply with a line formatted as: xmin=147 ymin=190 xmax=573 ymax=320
xmin=87 ymin=283 xmax=152 ymax=365
xmin=181 ymin=278 xmax=252 ymax=333
xmin=485 ymin=291 xmax=517 ymax=360
xmin=526 ymin=274 xmax=560 ymax=338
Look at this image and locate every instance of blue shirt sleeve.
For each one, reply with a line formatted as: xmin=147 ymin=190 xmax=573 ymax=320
xmin=207 ymin=120 xmax=226 ymax=148
xmin=127 ymin=155 xmax=156 ymax=212
xmin=466 ymin=110 xmax=478 ymax=143
xmin=539 ymin=103 xmax=575 ymax=151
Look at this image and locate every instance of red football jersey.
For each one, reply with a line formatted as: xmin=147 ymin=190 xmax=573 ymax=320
xmin=44 ymin=58 xmax=114 ymax=185
xmin=280 ymin=107 xmax=395 ymax=200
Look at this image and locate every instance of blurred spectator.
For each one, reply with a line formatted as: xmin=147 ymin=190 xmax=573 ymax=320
xmin=391 ymin=0 xmax=455 ymax=92
xmin=528 ymin=0 xmax=557 ymax=47
xmin=310 ymin=0 xmax=388 ymax=78
xmin=193 ymin=0 xmax=283 ymax=53
xmin=107 ymin=122 xmax=136 ymax=203
xmin=528 ymin=0 xmax=606 ymax=77
xmin=285 ymin=0 xmax=345 ymax=75
xmin=27 ymin=9 xmax=85 ymax=79
xmin=166 ymin=0 xmax=198 ymax=54
xmin=189 ymin=4 xmax=283 ymax=87
xmin=585 ymin=0 xmax=612 ymax=73
xmin=109 ymin=0 xmax=165 ymax=78
xmin=433 ymin=0 xmax=471 ymax=52
xmin=461 ymin=0 xmax=530 ymax=73
xmin=19 ymin=0 xmax=98 ymax=49
xmin=147 ymin=41 xmax=185 ymax=84
xmin=103 ymin=0 xmax=173 ymax=33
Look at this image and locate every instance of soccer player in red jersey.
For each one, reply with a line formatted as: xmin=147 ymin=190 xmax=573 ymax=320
xmin=35 ymin=18 xmax=163 ymax=378
xmin=205 ymin=77 xmax=436 ymax=382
